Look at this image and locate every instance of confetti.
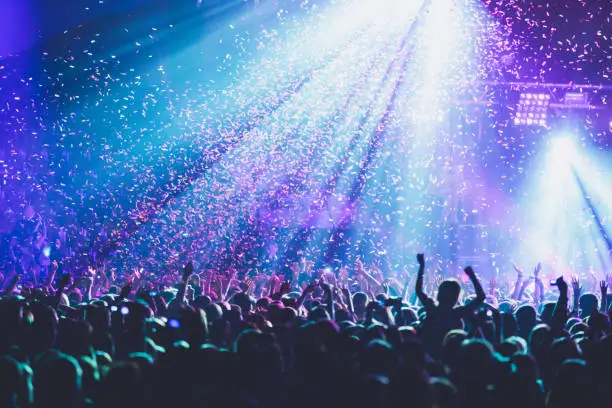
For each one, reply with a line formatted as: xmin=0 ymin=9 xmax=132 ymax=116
xmin=0 ymin=0 xmax=609 ymax=284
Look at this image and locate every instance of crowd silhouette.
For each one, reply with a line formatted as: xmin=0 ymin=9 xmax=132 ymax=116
xmin=0 ymin=252 xmax=610 ymax=408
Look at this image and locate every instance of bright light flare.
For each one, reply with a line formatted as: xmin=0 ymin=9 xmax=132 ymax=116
xmin=549 ymin=136 xmax=577 ymax=164
xmin=514 ymin=132 xmax=612 ymax=275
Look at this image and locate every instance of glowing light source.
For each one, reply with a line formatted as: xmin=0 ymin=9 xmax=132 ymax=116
xmin=564 ymin=92 xmax=587 ymax=105
xmin=514 ymin=92 xmax=550 ymax=126
xmin=549 ymin=136 xmax=576 ymax=163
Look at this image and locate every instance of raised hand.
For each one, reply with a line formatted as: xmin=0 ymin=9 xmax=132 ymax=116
xmin=417 ymin=253 xmax=425 ymax=267
xmin=533 ymin=263 xmax=542 ymax=279
xmin=556 ymin=276 xmax=568 ymax=293
xmin=243 ymin=277 xmax=254 ymax=295
xmin=379 ymin=279 xmax=390 ymax=295
xmin=182 ymin=261 xmax=194 ymax=282
xmin=269 ymin=274 xmax=280 ymax=294
xmin=464 ymin=266 xmax=486 ymax=304
xmin=571 ymin=276 xmax=582 ymax=295
xmin=296 ymin=281 xmax=317 ymax=309
xmin=512 ymin=262 xmax=524 ymax=278
xmin=600 ymin=279 xmax=608 ymax=297
xmin=601 ymin=276 xmax=609 ymax=313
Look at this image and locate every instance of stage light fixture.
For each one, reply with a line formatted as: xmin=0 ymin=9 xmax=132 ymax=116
xmin=564 ymin=92 xmax=588 ymax=106
xmin=514 ymin=92 xmax=550 ymax=127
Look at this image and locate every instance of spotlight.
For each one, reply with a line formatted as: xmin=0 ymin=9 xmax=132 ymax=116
xmin=515 ymin=91 xmax=550 ymax=127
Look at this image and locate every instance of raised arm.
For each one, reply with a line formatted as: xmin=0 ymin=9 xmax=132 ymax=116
xmin=516 ymin=278 xmax=531 ymax=302
xmin=533 ymin=263 xmax=544 ymax=307
xmin=296 ymin=281 xmax=316 ymax=309
xmin=552 ymin=276 xmax=569 ymax=334
xmin=271 ymin=280 xmax=292 ymax=301
xmin=466 ymin=267 xmax=486 ymax=303
xmin=83 ymin=276 xmax=94 ymax=303
xmin=571 ymin=276 xmax=582 ymax=316
xmin=223 ymin=269 xmax=238 ymax=301
xmin=341 ymin=286 xmax=355 ymax=315
xmin=511 ymin=263 xmax=524 ymax=300
xmin=459 ymin=267 xmax=486 ymax=316
xmin=176 ymin=261 xmax=194 ymax=304
xmin=600 ymin=278 xmax=608 ymax=313
xmin=47 ymin=261 xmax=59 ymax=291
xmin=357 ymin=263 xmax=382 ymax=289
xmin=415 ymin=253 xmax=434 ymax=309
xmin=321 ymin=282 xmax=335 ymax=321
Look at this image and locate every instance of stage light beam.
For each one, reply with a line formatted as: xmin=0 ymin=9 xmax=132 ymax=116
xmin=549 ymin=136 xmax=577 ymax=164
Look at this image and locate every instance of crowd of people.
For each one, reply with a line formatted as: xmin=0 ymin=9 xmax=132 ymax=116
xmin=1 ymin=1 xmax=612 ymax=407
xmin=0 ymin=251 xmax=610 ymax=408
